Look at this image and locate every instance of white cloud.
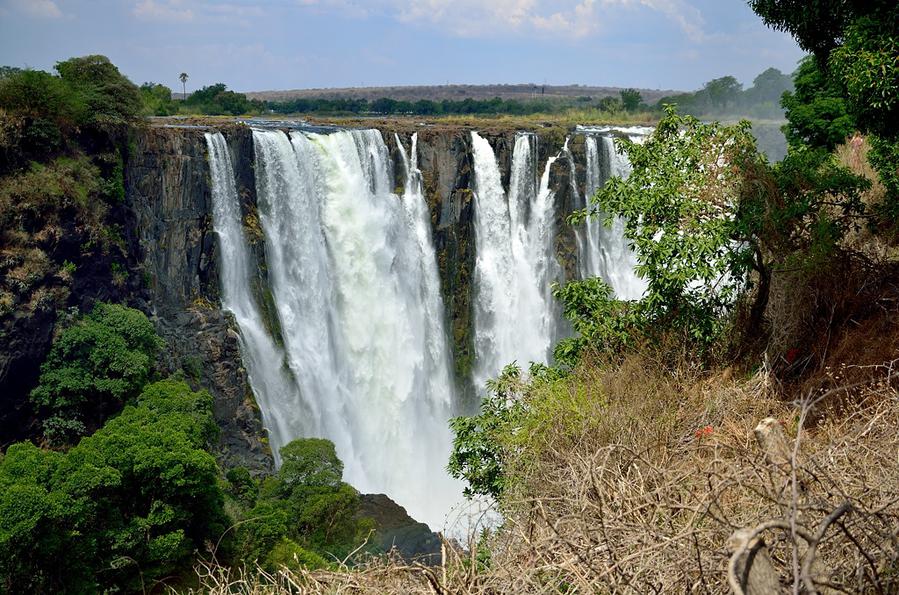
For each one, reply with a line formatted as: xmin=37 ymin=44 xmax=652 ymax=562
xmin=387 ymin=0 xmax=702 ymax=41
xmin=7 ymin=0 xmax=63 ymax=18
xmin=133 ymin=0 xmax=195 ymax=22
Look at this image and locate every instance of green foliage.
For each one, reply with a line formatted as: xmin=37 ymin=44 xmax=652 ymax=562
xmin=139 ymin=82 xmax=178 ymax=116
xmin=619 ymin=88 xmax=642 ymax=112
xmin=183 ymin=83 xmax=257 ymax=115
xmin=551 ymin=278 xmax=643 ymax=367
xmin=55 ymin=55 xmax=143 ymax=124
xmin=746 ymin=0 xmax=856 ymax=61
xmin=745 ymin=67 xmax=794 ymax=106
xmin=265 ymin=538 xmax=329 ymax=573
xmin=657 ymin=67 xmax=792 ymax=119
xmin=829 ymin=14 xmax=899 ymax=140
xmin=235 ymin=439 xmax=372 ymax=566
xmin=782 ymin=57 xmax=856 ymax=151
xmin=0 ymin=380 xmax=226 ymax=593
xmin=0 ymin=69 xmax=86 ymax=154
xmin=449 ymin=364 xmax=525 ymax=500
xmin=704 ymin=76 xmax=743 ymax=110
xmin=30 ymin=302 xmax=164 ymax=444
xmin=579 ymin=108 xmax=763 ymax=347
xmin=278 ymin=438 xmax=343 ymax=492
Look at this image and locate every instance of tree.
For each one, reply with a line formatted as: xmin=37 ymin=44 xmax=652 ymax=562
xmin=704 ymin=76 xmax=743 ymax=111
xmin=237 ymin=439 xmax=372 ymax=563
xmin=179 ymin=72 xmax=188 ymax=98
xmin=30 ymin=302 xmax=164 ymax=444
xmin=749 ymin=1 xmax=899 ymax=215
xmin=781 ymin=56 xmax=856 ymax=150
xmin=140 ymin=82 xmax=177 ymax=116
xmin=744 ymin=67 xmax=793 ymax=105
xmin=55 ymin=55 xmax=143 ymax=123
xmin=586 ymin=108 xmax=764 ymax=346
xmin=0 ymin=380 xmax=226 ymax=593
xmin=747 ymin=0 xmax=892 ymax=62
xmin=0 ymin=69 xmax=86 ymax=152
xmin=619 ymin=88 xmax=642 ymax=112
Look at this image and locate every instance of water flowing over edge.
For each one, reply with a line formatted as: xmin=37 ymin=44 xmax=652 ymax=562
xmin=207 ymin=125 xmax=647 ymax=529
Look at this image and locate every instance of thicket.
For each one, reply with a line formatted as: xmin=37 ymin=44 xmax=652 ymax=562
xmin=0 ymin=302 xmax=375 ymax=593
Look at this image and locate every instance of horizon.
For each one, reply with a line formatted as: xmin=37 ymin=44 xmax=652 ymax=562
xmin=0 ymin=0 xmax=805 ymax=94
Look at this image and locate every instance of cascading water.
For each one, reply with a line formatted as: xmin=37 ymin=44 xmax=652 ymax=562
xmin=234 ymin=127 xmax=460 ymax=529
xmin=469 ymin=132 xmax=562 ymax=391
xmin=205 ymin=132 xmax=305 ymax=458
xmin=575 ymin=129 xmax=648 ymax=300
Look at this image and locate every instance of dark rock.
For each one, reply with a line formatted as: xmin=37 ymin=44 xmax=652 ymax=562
xmin=358 ymin=493 xmax=442 ymax=565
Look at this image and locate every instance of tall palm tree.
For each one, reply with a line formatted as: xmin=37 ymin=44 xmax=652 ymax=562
xmin=179 ymin=72 xmax=188 ymax=99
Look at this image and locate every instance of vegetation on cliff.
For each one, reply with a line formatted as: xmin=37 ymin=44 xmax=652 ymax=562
xmin=0 ymin=305 xmax=377 ymax=593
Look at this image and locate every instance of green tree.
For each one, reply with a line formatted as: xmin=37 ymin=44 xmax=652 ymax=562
xmin=744 ymin=67 xmax=793 ymax=105
xmin=55 ymin=55 xmax=143 ymax=123
xmin=179 ymin=71 xmax=188 ymax=98
xmin=236 ymin=439 xmax=372 ymax=564
xmin=704 ymin=75 xmax=743 ymax=111
xmin=0 ymin=69 xmax=87 ymax=152
xmin=619 ymin=88 xmax=642 ymax=112
xmin=584 ymin=108 xmax=764 ymax=346
xmin=449 ymin=364 xmax=525 ymax=500
xmin=747 ymin=0 xmax=891 ymax=61
xmin=781 ymin=56 xmax=856 ymax=150
xmin=140 ymin=82 xmax=177 ymax=116
xmin=30 ymin=302 xmax=164 ymax=444
xmin=0 ymin=380 xmax=226 ymax=593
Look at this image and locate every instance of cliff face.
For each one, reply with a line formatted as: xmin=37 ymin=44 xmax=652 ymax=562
xmin=127 ymin=125 xmax=583 ymax=470
xmin=1 ymin=120 xmax=591 ymax=472
xmin=125 ymin=125 xmax=271 ymax=474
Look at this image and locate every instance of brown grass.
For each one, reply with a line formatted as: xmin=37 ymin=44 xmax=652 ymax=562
xmin=189 ymin=352 xmax=899 ymax=593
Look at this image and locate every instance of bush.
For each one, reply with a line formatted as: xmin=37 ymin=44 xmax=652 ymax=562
xmin=235 ymin=439 xmax=372 ymax=564
xmin=55 ymin=55 xmax=143 ymax=124
xmin=265 ymin=538 xmax=329 ymax=572
xmin=0 ymin=379 xmax=226 ymax=593
xmin=30 ymin=302 xmax=164 ymax=444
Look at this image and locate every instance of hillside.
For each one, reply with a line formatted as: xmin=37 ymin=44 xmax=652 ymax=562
xmin=245 ymin=83 xmax=680 ymax=104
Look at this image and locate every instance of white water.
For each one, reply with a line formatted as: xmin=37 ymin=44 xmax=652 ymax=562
xmin=577 ymin=132 xmax=647 ymax=300
xmin=205 ymin=132 xmax=305 ymax=457
xmin=470 ymin=132 xmax=562 ymax=391
xmin=243 ymin=128 xmax=460 ymax=529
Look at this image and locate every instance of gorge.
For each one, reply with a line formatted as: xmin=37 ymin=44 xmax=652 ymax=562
xmin=0 ymin=120 xmax=648 ymax=531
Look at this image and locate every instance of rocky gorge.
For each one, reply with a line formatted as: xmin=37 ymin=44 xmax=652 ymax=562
xmin=0 ymin=119 xmax=633 ymax=517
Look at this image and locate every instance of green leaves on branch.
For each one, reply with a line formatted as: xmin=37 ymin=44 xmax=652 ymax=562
xmin=574 ymin=108 xmax=764 ymax=349
xmin=0 ymin=380 xmax=225 ymax=594
xmin=30 ymin=302 xmax=164 ymax=445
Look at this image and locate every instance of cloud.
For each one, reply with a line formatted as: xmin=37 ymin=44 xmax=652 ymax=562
xmin=296 ymin=0 xmax=369 ymax=18
xmin=133 ymin=0 xmax=195 ymax=22
xmin=384 ymin=0 xmax=702 ymax=41
xmin=6 ymin=0 xmax=63 ymax=18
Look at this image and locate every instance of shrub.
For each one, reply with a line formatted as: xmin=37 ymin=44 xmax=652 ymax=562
xmin=55 ymin=55 xmax=143 ymax=124
xmin=265 ymin=538 xmax=329 ymax=572
xmin=0 ymin=380 xmax=226 ymax=593
xmin=30 ymin=302 xmax=164 ymax=444
xmin=235 ymin=439 xmax=372 ymax=564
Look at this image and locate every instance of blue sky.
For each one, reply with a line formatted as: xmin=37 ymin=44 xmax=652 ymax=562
xmin=0 ymin=0 xmax=805 ymax=93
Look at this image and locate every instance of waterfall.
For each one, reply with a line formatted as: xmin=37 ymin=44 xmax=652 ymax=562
xmin=206 ymin=132 xmax=306 ymax=460
xmin=577 ymin=131 xmax=647 ymax=300
xmin=470 ymin=132 xmax=562 ymax=391
xmin=238 ymin=127 xmax=460 ymax=529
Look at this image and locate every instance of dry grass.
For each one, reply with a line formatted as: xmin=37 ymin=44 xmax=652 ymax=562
xmin=190 ymin=353 xmax=899 ymax=594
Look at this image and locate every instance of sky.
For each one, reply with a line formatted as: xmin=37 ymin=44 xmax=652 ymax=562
xmin=0 ymin=0 xmax=805 ymax=93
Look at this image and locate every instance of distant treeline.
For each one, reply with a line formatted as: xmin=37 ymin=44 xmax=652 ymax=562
xmin=267 ymin=95 xmax=631 ymax=116
xmin=1 ymin=58 xmax=794 ymax=120
xmin=658 ymin=68 xmax=794 ymax=119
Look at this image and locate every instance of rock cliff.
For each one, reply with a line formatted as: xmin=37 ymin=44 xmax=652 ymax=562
xmin=1 ymin=119 xmax=591 ymax=473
